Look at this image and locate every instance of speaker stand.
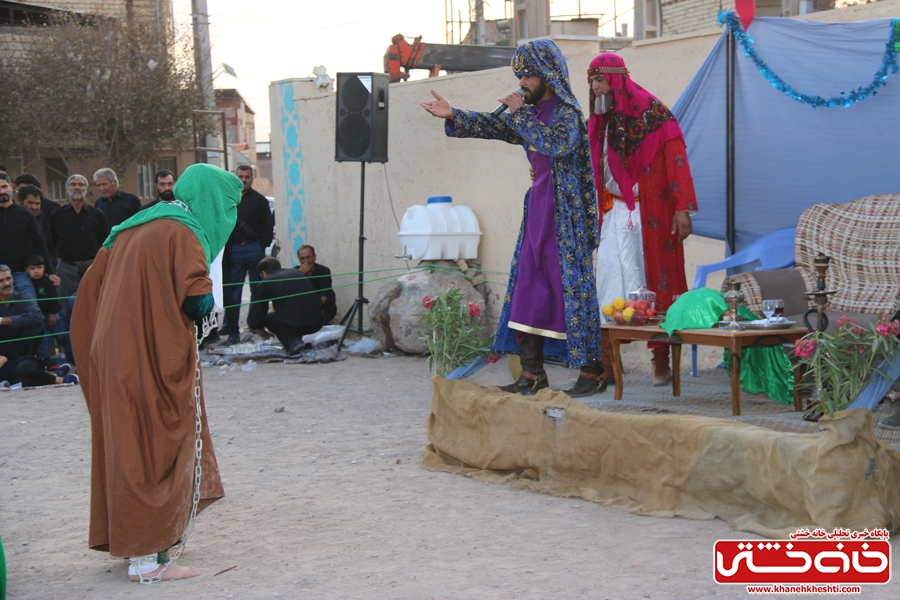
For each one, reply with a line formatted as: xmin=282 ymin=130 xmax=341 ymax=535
xmin=337 ymin=162 xmax=369 ymax=351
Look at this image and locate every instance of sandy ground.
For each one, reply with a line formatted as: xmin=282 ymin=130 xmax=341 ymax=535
xmin=3 ymin=350 xmax=899 ymax=600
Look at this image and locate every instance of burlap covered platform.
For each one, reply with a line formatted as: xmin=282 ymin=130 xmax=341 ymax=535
xmin=423 ymin=377 xmax=900 ymax=539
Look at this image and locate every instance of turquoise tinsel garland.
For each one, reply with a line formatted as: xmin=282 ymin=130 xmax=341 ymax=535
xmin=716 ymin=11 xmax=900 ymax=108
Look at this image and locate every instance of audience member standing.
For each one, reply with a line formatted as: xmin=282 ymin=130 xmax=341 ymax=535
xmin=50 ymin=175 xmax=110 ymax=299
xmin=0 ymin=173 xmax=58 ymax=298
xmin=93 ymin=168 xmax=141 ymax=228
xmin=18 ymin=185 xmax=54 ymax=255
xmin=296 ymin=245 xmax=337 ymax=323
xmin=219 ymin=165 xmax=274 ymax=345
xmin=139 ymin=170 xmax=176 ymax=211
xmin=14 ymin=173 xmax=60 ymax=220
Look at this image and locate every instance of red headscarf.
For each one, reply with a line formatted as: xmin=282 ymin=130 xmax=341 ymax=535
xmin=587 ymin=53 xmax=684 ymax=211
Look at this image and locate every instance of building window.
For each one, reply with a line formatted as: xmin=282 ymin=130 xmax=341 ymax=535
xmin=157 ymin=157 xmax=176 ymax=176
xmin=138 ymin=158 xmax=177 ymax=198
xmin=44 ymin=157 xmax=68 ymax=201
xmin=137 ymin=162 xmax=154 ymax=199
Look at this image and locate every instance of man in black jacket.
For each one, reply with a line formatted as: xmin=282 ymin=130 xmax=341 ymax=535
xmin=13 ymin=173 xmax=60 ymax=221
xmin=296 ymin=245 xmax=337 ymax=322
xmin=248 ymin=257 xmax=323 ymax=355
xmin=49 ymin=175 xmax=110 ymax=298
xmin=0 ymin=173 xmax=58 ymax=298
xmin=220 ymin=165 xmax=274 ymax=345
xmin=93 ymin=168 xmax=141 ymax=227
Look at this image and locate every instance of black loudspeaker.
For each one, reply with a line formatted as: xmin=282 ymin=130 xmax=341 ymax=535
xmin=335 ymin=73 xmax=389 ymax=163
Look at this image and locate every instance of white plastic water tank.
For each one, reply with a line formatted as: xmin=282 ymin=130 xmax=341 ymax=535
xmin=398 ymin=196 xmax=482 ymax=260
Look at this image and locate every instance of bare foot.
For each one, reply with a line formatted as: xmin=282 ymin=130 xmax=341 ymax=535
xmin=129 ymin=563 xmax=201 ymax=581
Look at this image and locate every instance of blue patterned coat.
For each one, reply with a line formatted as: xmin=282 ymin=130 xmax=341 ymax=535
xmin=446 ymin=103 xmax=602 ymax=367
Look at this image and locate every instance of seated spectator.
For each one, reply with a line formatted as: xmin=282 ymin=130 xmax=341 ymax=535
xmin=24 ymin=254 xmax=64 ymax=360
xmin=296 ymin=245 xmax=337 ymax=322
xmin=249 ymin=257 xmax=324 ymax=354
xmin=0 ymin=264 xmax=69 ymax=385
xmin=0 ymin=357 xmax=77 ymax=388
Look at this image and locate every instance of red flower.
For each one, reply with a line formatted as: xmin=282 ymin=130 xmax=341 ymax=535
xmin=421 ymin=295 xmax=435 ymax=310
xmin=466 ymin=302 xmax=482 ymax=317
xmin=794 ymin=338 xmax=817 ymax=359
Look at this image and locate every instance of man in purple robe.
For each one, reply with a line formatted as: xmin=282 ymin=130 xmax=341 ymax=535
xmin=421 ymin=40 xmax=605 ymax=397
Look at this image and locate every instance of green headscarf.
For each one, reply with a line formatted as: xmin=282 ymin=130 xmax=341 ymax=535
xmin=102 ymin=163 xmax=242 ymax=267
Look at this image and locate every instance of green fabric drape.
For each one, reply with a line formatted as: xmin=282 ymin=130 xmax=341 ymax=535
xmin=102 ymin=163 xmax=242 ymax=267
xmin=663 ymin=288 xmax=794 ymax=405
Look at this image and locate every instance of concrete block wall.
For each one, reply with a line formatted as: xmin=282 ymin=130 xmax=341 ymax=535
xmin=660 ymin=0 xmax=785 ymax=36
xmin=26 ymin=0 xmax=162 ymax=20
xmin=660 ymin=0 xmax=733 ymax=36
xmin=0 ymin=29 xmax=30 ymax=59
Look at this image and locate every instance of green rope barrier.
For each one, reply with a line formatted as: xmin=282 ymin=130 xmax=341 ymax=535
xmin=223 ymin=268 xmax=432 ymax=309
xmin=220 ymin=265 xmax=416 ymax=286
xmin=0 ymin=330 xmax=70 ymax=345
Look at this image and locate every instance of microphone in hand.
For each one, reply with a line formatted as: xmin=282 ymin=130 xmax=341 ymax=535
xmin=492 ymin=88 xmax=526 ymax=117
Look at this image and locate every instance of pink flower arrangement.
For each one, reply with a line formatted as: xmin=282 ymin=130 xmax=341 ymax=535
xmin=416 ymin=288 xmax=493 ymax=376
xmin=793 ymin=338 xmax=817 ymax=359
xmin=796 ymin=312 xmax=900 ymax=417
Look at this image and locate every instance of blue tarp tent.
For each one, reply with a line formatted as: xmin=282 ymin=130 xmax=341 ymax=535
xmin=672 ymin=15 xmax=900 ymax=252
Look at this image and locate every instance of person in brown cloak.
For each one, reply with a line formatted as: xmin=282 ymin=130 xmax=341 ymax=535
xmin=71 ymin=163 xmax=242 ymax=582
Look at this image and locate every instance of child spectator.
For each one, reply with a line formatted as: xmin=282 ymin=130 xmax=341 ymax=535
xmin=25 ymin=254 xmax=63 ymax=360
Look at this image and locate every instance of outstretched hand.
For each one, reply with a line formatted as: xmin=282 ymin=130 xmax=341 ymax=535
xmin=420 ymin=90 xmax=453 ymax=119
xmin=671 ymin=211 xmax=693 ymax=243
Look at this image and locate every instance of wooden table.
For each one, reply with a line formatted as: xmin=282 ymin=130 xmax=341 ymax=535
xmin=603 ymin=323 xmax=810 ymax=416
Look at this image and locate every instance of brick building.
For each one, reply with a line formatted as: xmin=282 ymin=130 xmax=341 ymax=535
xmin=634 ymin=0 xmax=839 ymax=40
xmin=0 ymin=0 xmax=191 ymax=202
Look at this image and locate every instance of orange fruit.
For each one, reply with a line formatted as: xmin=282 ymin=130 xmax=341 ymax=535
xmin=612 ymin=297 xmax=626 ymax=311
xmin=622 ymin=307 xmax=635 ymax=322
xmin=602 ymin=304 xmax=614 ymax=316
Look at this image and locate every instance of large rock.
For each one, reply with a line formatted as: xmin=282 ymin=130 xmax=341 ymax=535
xmin=368 ymin=267 xmax=488 ymax=354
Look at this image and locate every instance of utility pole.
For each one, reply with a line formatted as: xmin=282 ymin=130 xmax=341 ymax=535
xmin=475 ymin=0 xmax=486 ymax=45
xmin=192 ymin=0 xmax=214 ymax=111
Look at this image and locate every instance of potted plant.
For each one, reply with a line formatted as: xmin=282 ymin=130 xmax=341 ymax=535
xmin=794 ymin=314 xmax=900 ymax=418
xmin=416 ymin=288 xmax=494 ymax=378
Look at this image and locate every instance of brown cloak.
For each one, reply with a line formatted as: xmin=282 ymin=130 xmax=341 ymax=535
xmin=71 ymin=219 xmax=224 ymax=557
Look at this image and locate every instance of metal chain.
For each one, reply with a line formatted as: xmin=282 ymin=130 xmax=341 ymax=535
xmin=134 ymin=312 xmax=213 ymax=584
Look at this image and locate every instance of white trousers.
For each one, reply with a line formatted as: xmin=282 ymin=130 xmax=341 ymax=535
xmin=595 ymin=201 xmax=645 ymax=314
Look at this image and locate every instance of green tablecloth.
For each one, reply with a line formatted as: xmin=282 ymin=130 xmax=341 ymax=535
xmin=663 ymin=288 xmax=794 ymax=405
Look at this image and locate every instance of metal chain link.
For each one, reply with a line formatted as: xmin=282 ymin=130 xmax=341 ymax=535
xmin=134 ymin=312 xmax=213 ymax=584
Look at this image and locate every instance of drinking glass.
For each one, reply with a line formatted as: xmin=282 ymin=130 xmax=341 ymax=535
xmin=762 ymin=299 xmax=784 ymax=322
xmin=772 ymin=299 xmax=784 ymax=318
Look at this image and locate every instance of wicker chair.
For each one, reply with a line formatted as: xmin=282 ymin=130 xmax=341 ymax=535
xmin=723 ymin=194 xmax=900 ymax=329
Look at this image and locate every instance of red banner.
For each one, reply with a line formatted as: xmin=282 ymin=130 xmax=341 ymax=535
xmin=714 ymin=539 xmax=891 ymax=584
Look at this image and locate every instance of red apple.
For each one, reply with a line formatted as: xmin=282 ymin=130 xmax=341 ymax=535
xmin=613 ymin=310 xmax=626 ymax=324
xmin=635 ymin=300 xmax=651 ymax=313
xmin=631 ymin=309 xmax=648 ymax=325
xmin=624 ymin=300 xmax=637 ymax=309
xmin=646 ymin=308 xmax=658 ymax=317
